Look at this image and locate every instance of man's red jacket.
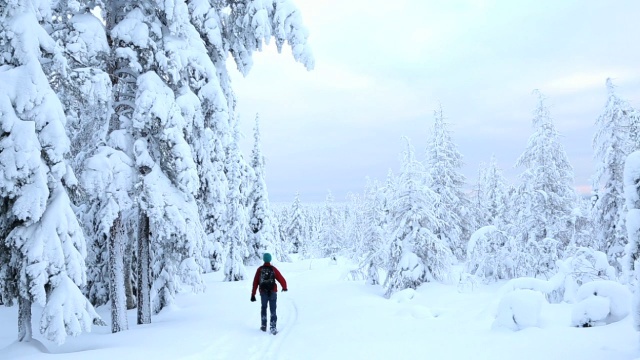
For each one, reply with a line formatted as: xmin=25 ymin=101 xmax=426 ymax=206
xmin=252 ymin=263 xmax=287 ymax=296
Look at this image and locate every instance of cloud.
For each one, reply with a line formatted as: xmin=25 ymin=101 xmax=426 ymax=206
xmin=546 ymin=70 xmax=640 ymax=96
xmin=232 ymin=0 xmax=640 ymax=202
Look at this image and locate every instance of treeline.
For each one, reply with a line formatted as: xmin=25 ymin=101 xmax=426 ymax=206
xmin=273 ymin=85 xmax=640 ymax=299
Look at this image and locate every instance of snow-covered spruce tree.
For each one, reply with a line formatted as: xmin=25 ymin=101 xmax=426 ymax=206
xmin=302 ymin=205 xmax=322 ymax=258
xmin=345 ymin=191 xmax=367 ymax=261
xmin=592 ymin=79 xmax=638 ymax=270
xmin=132 ymin=72 xmax=206 ymax=314
xmin=198 ymin=104 xmax=229 ymax=272
xmin=287 ymin=192 xmax=307 ymax=255
xmin=623 ymin=151 xmax=640 ymax=331
xmin=224 ymin=118 xmax=250 ymax=281
xmin=424 ymin=107 xmax=472 ymax=260
xmin=0 ymin=0 xmax=102 ymax=343
xmin=270 ymin=208 xmax=291 ymax=262
xmin=385 ymin=138 xmax=453 ymax=298
xmin=474 ymin=155 xmax=509 ymax=228
xmin=182 ymin=68 xmax=229 ymax=274
xmin=228 ymin=119 xmax=257 ymax=268
xmin=320 ymin=190 xmax=343 ymax=259
xmin=513 ymin=91 xmax=576 ymax=277
xmin=359 ymin=178 xmax=389 ymax=285
xmin=108 ymin=2 xmax=210 ymax=317
xmin=81 ymin=148 xmax=134 ymax=333
xmin=568 ymin=196 xmax=598 ymax=250
xmin=50 ymin=1 xmax=111 ymax=174
xmin=246 ymin=114 xmax=277 ymax=263
xmin=273 ymin=205 xmax=293 ymax=259
xmin=49 ymin=1 xmax=138 ymax=332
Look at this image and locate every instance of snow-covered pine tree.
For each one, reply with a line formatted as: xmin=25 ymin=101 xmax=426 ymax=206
xmin=246 ymin=114 xmax=277 ymax=263
xmin=424 ymin=107 xmax=472 ymax=260
xmin=593 ymin=79 xmax=639 ymax=270
xmin=513 ymin=91 xmax=576 ymax=277
xmin=385 ymin=138 xmax=453 ymax=298
xmin=0 ymin=0 xmax=102 ymax=343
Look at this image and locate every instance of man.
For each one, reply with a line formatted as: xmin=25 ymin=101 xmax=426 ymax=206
xmin=251 ymin=253 xmax=287 ymax=334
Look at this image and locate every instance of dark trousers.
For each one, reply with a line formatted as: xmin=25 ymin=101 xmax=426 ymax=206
xmin=260 ymin=291 xmax=277 ymax=329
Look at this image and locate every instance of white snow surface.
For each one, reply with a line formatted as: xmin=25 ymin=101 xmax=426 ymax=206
xmin=0 ymin=259 xmax=638 ymax=359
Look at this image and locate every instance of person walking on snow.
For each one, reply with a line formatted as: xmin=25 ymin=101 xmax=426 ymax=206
xmin=251 ymin=253 xmax=287 ymax=334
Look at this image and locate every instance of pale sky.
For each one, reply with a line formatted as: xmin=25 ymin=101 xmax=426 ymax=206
xmin=231 ymin=0 xmax=640 ymax=203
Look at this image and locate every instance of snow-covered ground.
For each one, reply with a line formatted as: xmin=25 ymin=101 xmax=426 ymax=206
xmin=1 ymin=258 xmax=638 ymax=360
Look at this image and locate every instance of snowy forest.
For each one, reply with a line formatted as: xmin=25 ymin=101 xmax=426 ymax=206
xmin=1 ymin=0 xmax=640 ymax=357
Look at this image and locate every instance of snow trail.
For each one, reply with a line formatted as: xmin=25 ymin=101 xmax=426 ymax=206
xmin=1 ymin=258 xmax=638 ymax=359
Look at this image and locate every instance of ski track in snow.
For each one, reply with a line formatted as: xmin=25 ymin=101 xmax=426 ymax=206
xmin=179 ymin=282 xmax=299 ymax=360
xmin=261 ymin=297 xmax=298 ymax=360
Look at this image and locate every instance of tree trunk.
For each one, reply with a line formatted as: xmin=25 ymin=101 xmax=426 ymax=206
xmin=137 ymin=211 xmax=151 ymax=325
xmin=17 ymin=296 xmax=32 ymax=342
xmin=110 ymin=213 xmax=128 ymax=333
xmin=124 ymin=227 xmax=137 ymax=310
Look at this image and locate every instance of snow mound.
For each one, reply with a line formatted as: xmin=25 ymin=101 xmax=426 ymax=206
xmin=571 ymin=280 xmax=631 ymax=327
xmin=492 ymin=289 xmax=546 ymax=331
xmin=558 ymin=247 xmax=616 ymax=303
xmin=571 ymin=296 xmax=611 ymax=327
xmin=390 ymin=288 xmax=417 ymax=303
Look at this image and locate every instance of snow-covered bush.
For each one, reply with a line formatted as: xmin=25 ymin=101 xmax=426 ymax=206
xmin=385 ymin=252 xmax=426 ymax=297
xmin=492 ymin=289 xmax=546 ymax=331
xmin=501 ymin=276 xmax=564 ymax=304
xmin=466 ymin=226 xmax=513 ymax=282
xmin=527 ymin=237 xmax=562 ymax=279
xmin=457 ymin=272 xmax=479 ymax=293
xmin=558 ymin=247 xmax=616 ymax=303
xmin=570 ymin=280 xmax=631 ymax=327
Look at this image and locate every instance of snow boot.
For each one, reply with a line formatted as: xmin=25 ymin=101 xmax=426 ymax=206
xmin=260 ymin=325 xmax=267 ymax=332
xmin=270 ymin=327 xmax=278 ymax=335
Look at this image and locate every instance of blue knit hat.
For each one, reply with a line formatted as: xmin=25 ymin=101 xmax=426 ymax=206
xmin=263 ymin=253 xmax=272 ymax=263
